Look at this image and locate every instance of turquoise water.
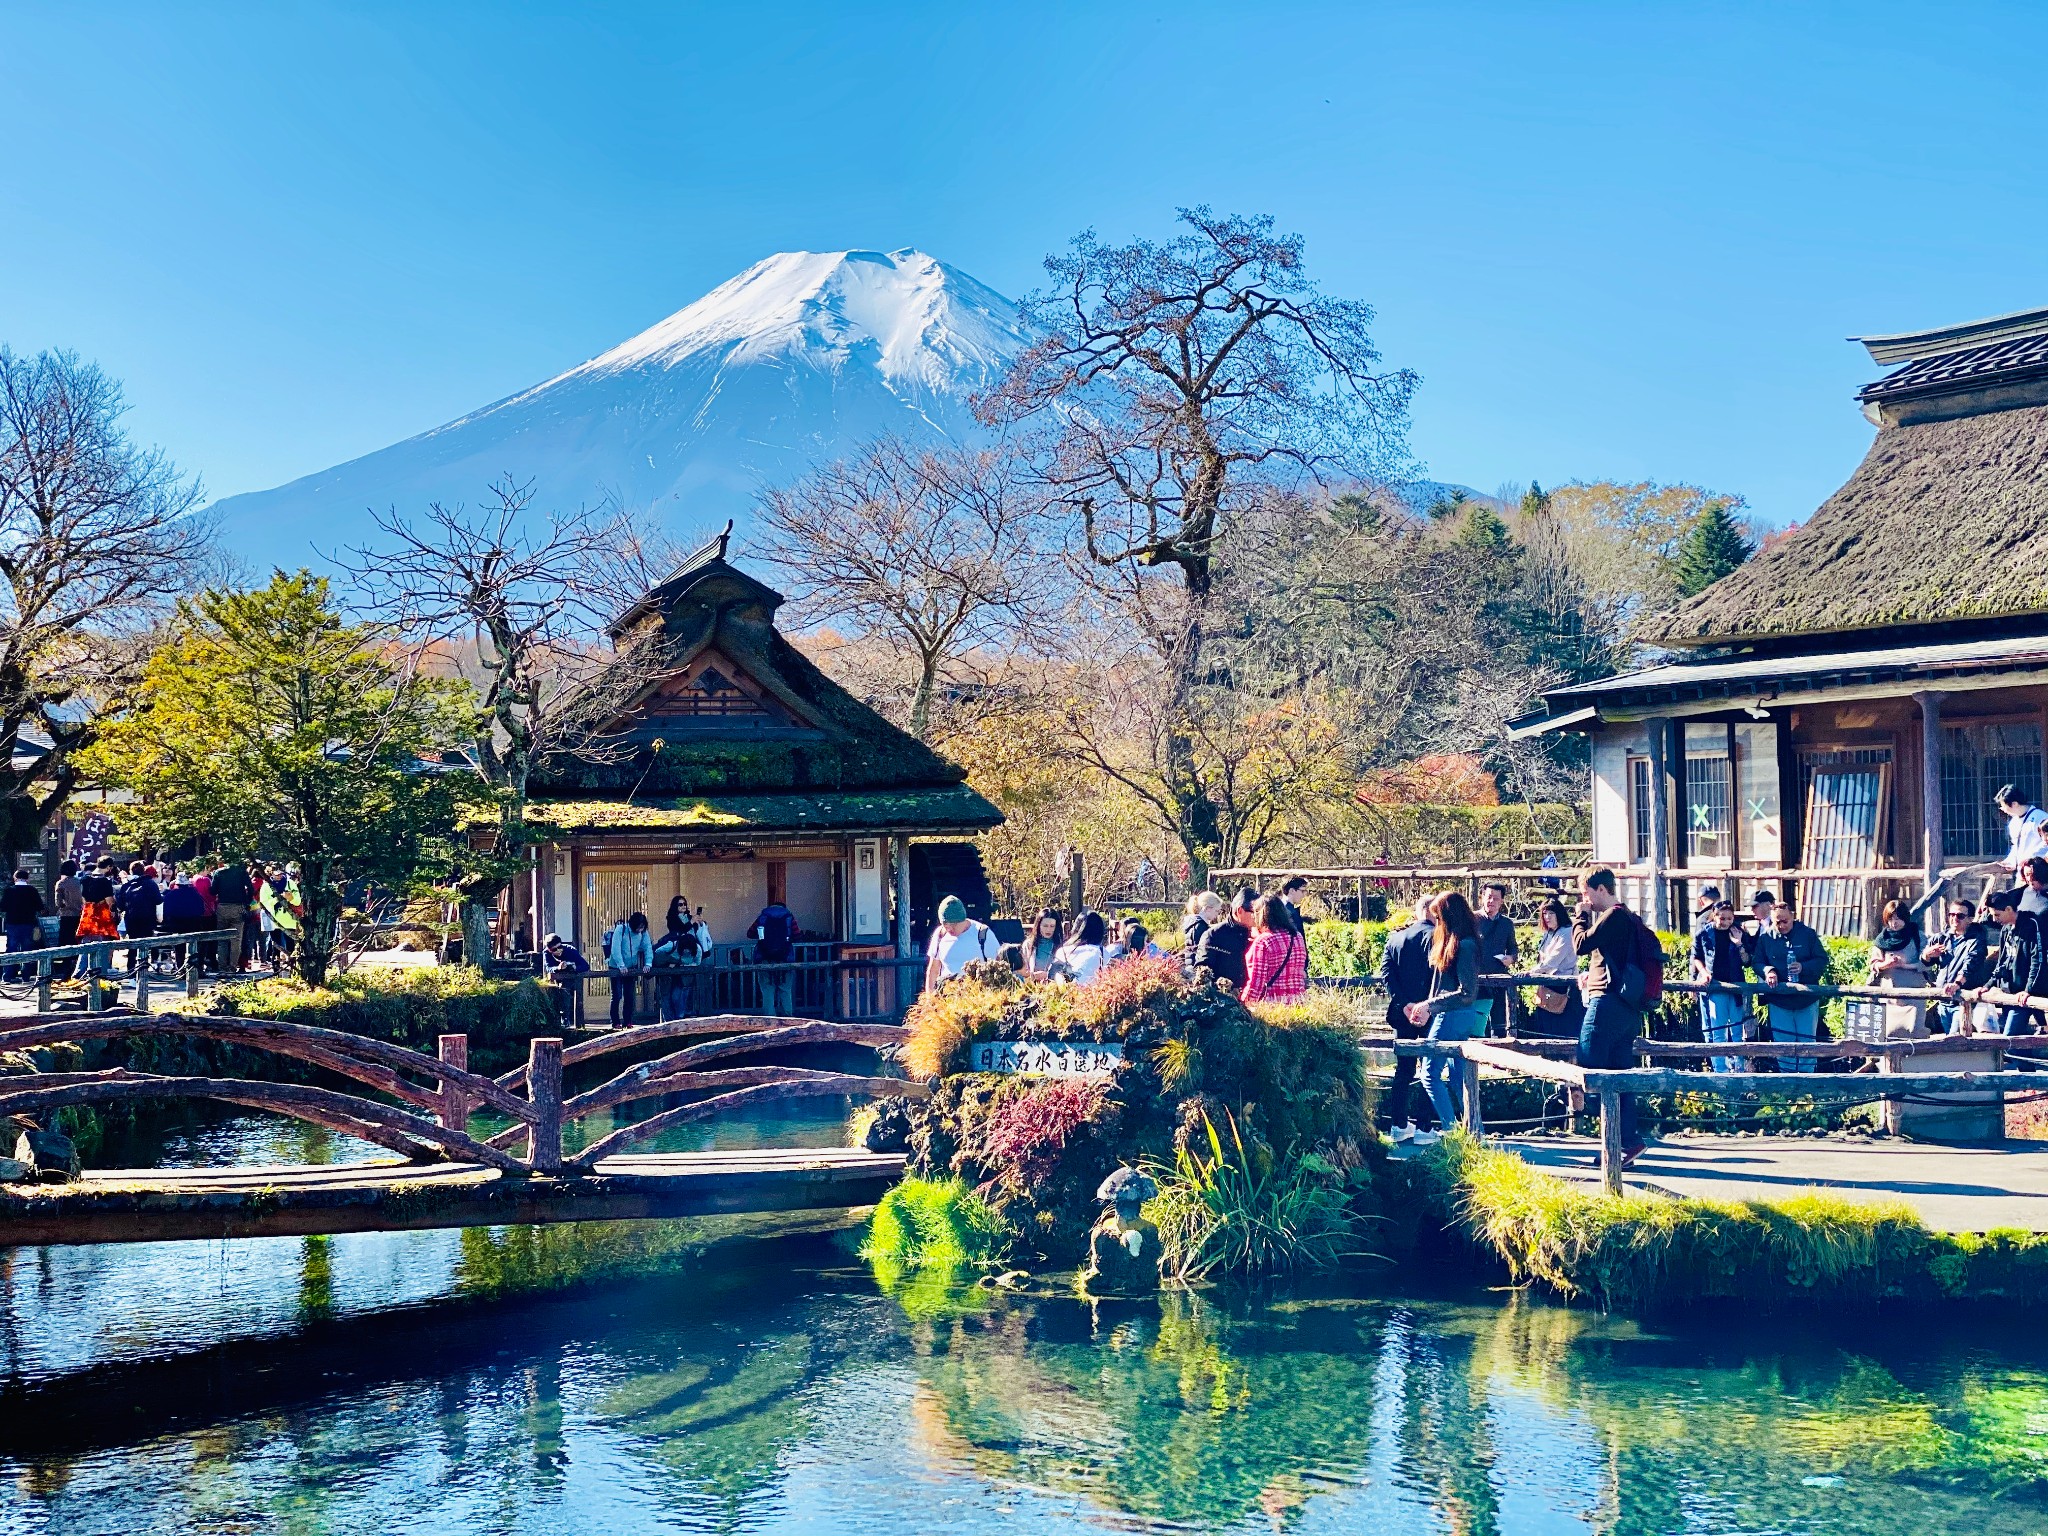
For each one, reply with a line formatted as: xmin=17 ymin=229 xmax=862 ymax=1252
xmin=8 ymin=1115 xmax=2048 ymax=1534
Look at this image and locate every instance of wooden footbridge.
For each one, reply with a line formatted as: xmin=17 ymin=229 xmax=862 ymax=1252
xmin=0 ymin=1010 xmax=921 ymax=1247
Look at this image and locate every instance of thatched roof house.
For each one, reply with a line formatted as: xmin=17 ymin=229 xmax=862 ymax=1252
xmin=507 ymin=529 xmax=1000 ymax=1013
xmin=1515 ymin=307 xmax=2048 ymax=932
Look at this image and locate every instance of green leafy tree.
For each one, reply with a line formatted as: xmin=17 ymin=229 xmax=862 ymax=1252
xmin=1672 ymin=499 xmax=1756 ymax=596
xmin=79 ymin=572 xmax=473 ymax=985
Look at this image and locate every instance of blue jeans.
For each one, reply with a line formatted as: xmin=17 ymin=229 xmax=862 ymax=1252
xmin=1767 ymin=1002 xmax=1819 ymax=1070
xmin=1578 ymin=994 xmax=1642 ymax=1146
xmin=1473 ymin=995 xmax=1496 ymax=1037
xmin=1703 ymin=991 xmax=1748 ymax=1074
xmin=1424 ymin=1005 xmax=1480 ymax=1131
xmin=660 ymin=970 xmax=696 ymax=1021
xmin=4 ymin=923 xmax=35 ymax=982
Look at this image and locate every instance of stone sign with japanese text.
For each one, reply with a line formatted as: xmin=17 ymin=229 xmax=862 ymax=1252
xmin=967 ymin=1040 xmax=1126 ymax=1077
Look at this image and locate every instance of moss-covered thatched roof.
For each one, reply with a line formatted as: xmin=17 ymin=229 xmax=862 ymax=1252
xmin=1644 ymin=403 xmax=2048 ymax=648
xmin=532 ymin=535 xmax=987 ymax=805
xmin=525 ymin=785 xmax=1001 ymax=837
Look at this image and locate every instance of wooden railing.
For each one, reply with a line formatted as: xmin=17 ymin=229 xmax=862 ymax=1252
xmin=549 ymin=955 xmax=928 ymax=1027
xmin=0 ymin=1010 xmax=920 ymax=1177
xmin=1380 ymin=971 xmax=2039 ymax=1196
xmin=0 ymin=928 xmax=243 ymax=1014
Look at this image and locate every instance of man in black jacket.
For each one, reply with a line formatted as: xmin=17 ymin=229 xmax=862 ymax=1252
xmin=1963 ymin=889 xmax=2046 ymax=1034
xmin=0 ymin=870 xmax=42 ymax=983
xmin=1378 ymin=896 xmax=1438 ymax=1140
xmin=1192 ymin=889 xmax=1256 ymax=989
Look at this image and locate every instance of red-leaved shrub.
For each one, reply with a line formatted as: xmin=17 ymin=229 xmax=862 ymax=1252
xmin=980 ymin=1078 xmax=1103 ymax=1188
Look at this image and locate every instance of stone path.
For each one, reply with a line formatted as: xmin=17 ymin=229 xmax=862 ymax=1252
xmin=1498 ymin=1133 xmax=2048 ymax=1233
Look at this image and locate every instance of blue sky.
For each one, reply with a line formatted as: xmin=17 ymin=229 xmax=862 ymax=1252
xmin=4 ymin=1 xmax=2043 ymax=527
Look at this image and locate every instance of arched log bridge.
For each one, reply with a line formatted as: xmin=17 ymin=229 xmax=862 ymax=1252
xmin=0 ymin=1011 xmax=920 ymax=1247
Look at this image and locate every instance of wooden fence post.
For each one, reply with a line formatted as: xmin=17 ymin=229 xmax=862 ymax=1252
xmin=1459 ymin=1057 xmax=1484 ymax=1136
xmin=85 ymin=947 xmax=104 ymax=1014
xmin=438 ymin=1033 xmax=470 ymax=1135
xmin=135 ymin=956 xmax=149 ymax=1015
xmin=526 ymin=1036 xmax=563 ymax=1173
xmin=36 ymin=955 xmax=50 ymax=1014
xmin=186 ymin=941 xmax=202 ymax=999
xmin=1599 ymin=1090 xmax=1625 ymax=1198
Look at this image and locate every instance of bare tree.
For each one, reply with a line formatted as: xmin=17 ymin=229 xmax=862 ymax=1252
xmin=341 ymin=477 xmax=670 ymax=961
xmin=752 ymin=439 xmax=1057 ymax=741
xmin=0 ymin=347 xmax=211 ymax=854
xmin=979 ymin=209 xmax=1417 ymax=882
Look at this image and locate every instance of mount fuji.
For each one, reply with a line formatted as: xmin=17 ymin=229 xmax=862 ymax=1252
xmin=208 ymin=248 xmax=1033 ymax=569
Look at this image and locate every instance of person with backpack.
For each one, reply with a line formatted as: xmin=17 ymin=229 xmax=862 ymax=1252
xmin=1572 ymin=867 xmax=1657 ymax=1168
xmin=209 ymin=859 xmax=256 ymax=974
xmin=654 ymin=898 xmax=711 ymax=1019
xmin=750 ymin=895 xmax=800 ymax=1015
xmin=115 ymin=861 xmax=163 ymax=974
xmin=1748 ymin=899 xmax=1830 ymax=1071
xmin=926 ymin=894 xmax=1000 ymax=987
xmin=605 ymin=910 xmax=654 ymax=1026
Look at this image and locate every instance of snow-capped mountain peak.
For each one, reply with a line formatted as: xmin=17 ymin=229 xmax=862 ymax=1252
xmin=557 ymin=248 xmax=1026 ymax=388
xmin=208 ymin=248 xmax=1031 ymax=570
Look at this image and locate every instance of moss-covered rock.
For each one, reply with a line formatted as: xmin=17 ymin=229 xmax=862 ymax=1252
xmin=897 ymin=965 xmax=1376 ymax=1266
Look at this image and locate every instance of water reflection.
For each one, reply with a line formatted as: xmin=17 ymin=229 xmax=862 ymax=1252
xmin=10 ymin=1255 xmax=2048 ymax=1535
xmin=13 ymin=1100 xmax=2048 ymax=1532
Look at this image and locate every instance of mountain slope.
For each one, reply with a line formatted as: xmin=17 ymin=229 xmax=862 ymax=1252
xmin=208 ymin=248 xmax=1031 ymax=570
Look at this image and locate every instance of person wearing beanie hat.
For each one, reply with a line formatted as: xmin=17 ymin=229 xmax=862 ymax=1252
xmin=926 ymin=894 xmax=998 ymax=987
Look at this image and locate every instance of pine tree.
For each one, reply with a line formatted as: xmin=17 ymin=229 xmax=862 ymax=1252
xmin=1458 ymin=502 xmax=1513 ymax=557
xmin=1672 ymin=500 xmax=1755 ymax=596
xmin=1520 ymin=480 xmax=1550 ymax=519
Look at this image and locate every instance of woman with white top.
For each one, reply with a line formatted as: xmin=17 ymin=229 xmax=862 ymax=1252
xmin=1051 ymin=910 xmax=1111 ymax=984
xmin=1527 ymin=897 xmax=1581 ymax=1038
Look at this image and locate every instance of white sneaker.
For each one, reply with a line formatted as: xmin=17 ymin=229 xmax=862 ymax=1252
xmin=1391 ymin=1124 xmax=1416 ymax=1144
xmin=1411 ymin=1130 xmax=1441 ymax=1147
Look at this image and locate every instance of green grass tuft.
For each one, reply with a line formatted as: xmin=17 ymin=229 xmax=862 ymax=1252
xmin=862 ymin=1176 xmax=1009 ymax=1272
xmin=1417 ymin=1133 xmax=2048 ymax=1312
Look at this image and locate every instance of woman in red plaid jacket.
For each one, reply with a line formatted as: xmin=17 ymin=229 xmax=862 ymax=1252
xmin=1242 ymin=895 xmax=1308 ymax=1002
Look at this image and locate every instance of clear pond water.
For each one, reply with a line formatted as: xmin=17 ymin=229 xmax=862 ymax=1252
xmin=7 ymin=1111 xmax=2048 ymax=1535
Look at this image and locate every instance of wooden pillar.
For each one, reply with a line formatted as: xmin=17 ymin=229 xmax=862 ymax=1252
xmin=1643 ymin=717 xmax=1673 ymax=931
xmin=1917 ymin=690 xmax=1945 ymax=932
xmin=36 ymin=955 xmax=50 ymax=1014
xmin=438 ymin=1033 xmax=470 ymax=1134
xmin=1599 ymin=1090 xmax=1625 ymax=1198
xmin=525 ymin=1036 xmax=563 ymax=1173
xmin=1459 ymin=1056 xmax=1484 ymax=1136
xmin=135 ymin=959 xmax=149 ymax=1016
xmin=892 ymin=835 xmax=912 ymax=959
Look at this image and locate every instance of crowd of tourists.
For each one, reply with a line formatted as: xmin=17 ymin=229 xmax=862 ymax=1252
xmin=1 ymin=854 xmax=306 ymax=984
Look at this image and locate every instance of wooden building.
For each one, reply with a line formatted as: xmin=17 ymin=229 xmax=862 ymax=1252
xmin=504 ymin=530 xmax=1001 ymax=999
xmin=1514 ymin=306 xmax=2048 ymax=932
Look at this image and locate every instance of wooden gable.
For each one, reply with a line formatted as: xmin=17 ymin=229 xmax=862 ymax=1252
xmin=621 ymin=649 xmax=814 ymax=734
